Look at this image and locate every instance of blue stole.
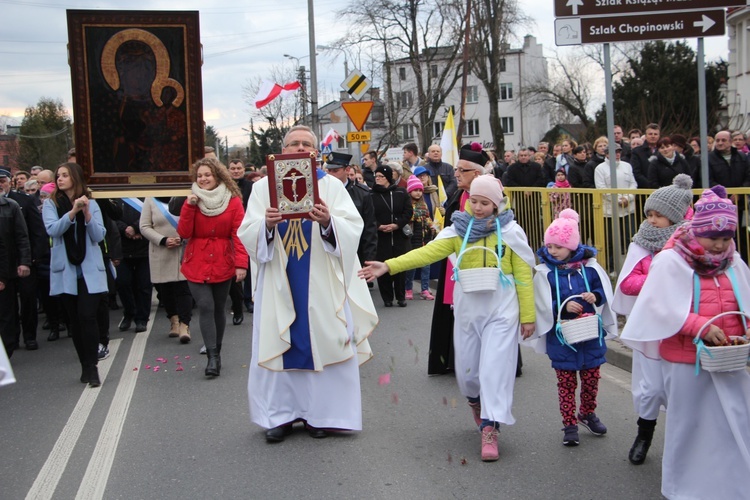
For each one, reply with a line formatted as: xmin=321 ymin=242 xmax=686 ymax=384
xmin=123 ymin=197 xmax=144 ymax=213
xmin=278 ymin=169 xmax=326 ymax=370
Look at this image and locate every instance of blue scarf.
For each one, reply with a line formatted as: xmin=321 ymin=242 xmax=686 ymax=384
xmin=451 ymin=210 xmax=514 ymax=243
xmin=537 ymin=244 xmax=597 ymax=269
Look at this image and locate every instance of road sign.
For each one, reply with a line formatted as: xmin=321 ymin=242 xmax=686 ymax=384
xmin=341 ymin=101 xmax=374 ymax=131
xmin=555 ymin=9 xmax=725 ymax=45
xmin=340 ymin=70 xmax=373 ymax=101
xmin=346 ymin=131 xmax=372 ymax=142
xmin=555 ymin=0 xmax=747 ymax=18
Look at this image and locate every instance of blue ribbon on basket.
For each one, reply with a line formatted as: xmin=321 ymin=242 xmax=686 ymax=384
xmin=553 ymin=267 xmax=603 ymax=352
xmin=452 ymin=217 xmax=511 ymax=287
xmin=692 ymin=337 xmax=714 ymax=376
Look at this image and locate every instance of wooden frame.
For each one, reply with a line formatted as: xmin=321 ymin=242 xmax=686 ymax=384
xmin=266 ymin=152 xmax=320 ymax=219
xmin=66 ymin=10 xmax=203 ymax=191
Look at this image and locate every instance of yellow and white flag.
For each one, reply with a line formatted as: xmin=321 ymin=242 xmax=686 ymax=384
xmin=433 ymin=175 xmax=448 ymax=231
xmin=439 ymin=107 xmax=459 ymax=169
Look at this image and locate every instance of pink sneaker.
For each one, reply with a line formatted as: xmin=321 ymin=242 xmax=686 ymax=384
xmin=420 ymin=290 xmax=435 ymax=300
xmin=481 ymin=426 xmax=499 ymax=462
xmin=468 ymin=400 xmax=482 ymax=427
xmin=405 ymin=290 xmax=413 ymax=300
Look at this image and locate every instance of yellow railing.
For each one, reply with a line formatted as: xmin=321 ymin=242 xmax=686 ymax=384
xmin=504 ymin=187 xmax=750 ymax=274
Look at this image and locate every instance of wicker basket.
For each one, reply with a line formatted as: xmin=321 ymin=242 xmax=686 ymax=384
xmin=694 ymin=311 xmax=750 ymax=373
xmin=557 ymin=294 xmax=601 ymax=345
xmin=452 ymin=246 xmax=501 ymax=293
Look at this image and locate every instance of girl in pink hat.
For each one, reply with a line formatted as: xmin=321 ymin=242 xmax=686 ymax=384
xmin=360 ymin=174 xmax=536 ymax=462
xmin=404 ymin=175 xmax=435 ymax=300
xmin=533 ymin=208 xmax=617 ymax=447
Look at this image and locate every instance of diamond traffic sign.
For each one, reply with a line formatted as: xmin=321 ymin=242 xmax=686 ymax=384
xmin=341 ymin=101 xmax=374 ymax=131
xmin=340 ymin=70 xmax=372 ymax=101
xmin=555 ymin=0 xmax=748 ymax=18
xmin=555 ymin=9 xmax=725 ymax=45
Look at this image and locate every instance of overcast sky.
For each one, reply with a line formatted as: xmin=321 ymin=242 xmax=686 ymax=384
xmin=0 ymin=0 xmax=729 ymax=148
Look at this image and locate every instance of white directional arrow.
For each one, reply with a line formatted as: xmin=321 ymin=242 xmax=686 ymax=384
xmin=693 ymin=14 xmax=716 ymax=33
xmin=566 ymin=0 xmax=584 ymax=16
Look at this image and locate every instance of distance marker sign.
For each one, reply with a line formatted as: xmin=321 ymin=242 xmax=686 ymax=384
xmin=555 ymin=0 xmax=747 ymax=18
xmin=555 ymin=9 xmax=725 ymax=45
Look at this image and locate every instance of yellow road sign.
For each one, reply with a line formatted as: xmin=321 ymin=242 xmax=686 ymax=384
xmin=346 ymin=131 xmax=371 ymax=142
xmin=340 ymin=70 xmax=372 ymax=101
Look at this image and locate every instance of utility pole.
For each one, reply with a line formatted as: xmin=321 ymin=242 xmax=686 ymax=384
xmin=225 ymin=136 xmax=229 ymax=164
xmin=307 ymin=0 xmax=319 ymax=140
xmin=456 ymin=0 xmax=472 ymax=146
xmin=299 ymin=65 xmax=308 ymax=125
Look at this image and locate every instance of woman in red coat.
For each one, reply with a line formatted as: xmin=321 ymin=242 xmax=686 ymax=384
xmin=178 ymin=157 xmax=248 ymax=377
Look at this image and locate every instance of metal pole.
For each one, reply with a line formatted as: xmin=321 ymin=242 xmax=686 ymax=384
xmin=456 ymin=0 xmax=472 ymax=146
xmin=697 ymin=37 xmax=709 ymax=189
xmin=307 ymin=0 xmax=319 ymax=141
xmin=604 ymin=43 xmax=622 ymax=272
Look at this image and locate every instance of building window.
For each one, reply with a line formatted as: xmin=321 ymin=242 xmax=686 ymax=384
xmin=500 ymin=83 xmax=513 ymax=100
xmin=401 ymin=124 xmax=415 ymax=140
xmin=399 ymin=67 xmax=406 ymax=81
xmin=498 ymin=58 xmax=506 ymax=72
xmin=396 ymin=91 xmax=413 ymax=108
xmin=431 ymin=64 xmax=438 ymax=78
xmin=467 ymin=86 xmax=479 ymax=104
xmin=500 ymin=116 xmax=514 ymax=134
xmin=433 ymin=121 xmax=444 ymax=138
xmin=464 ymin=119 xmax=480 ymax=137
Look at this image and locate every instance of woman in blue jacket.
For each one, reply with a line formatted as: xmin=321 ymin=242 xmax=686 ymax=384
xmin=43 ymin=163 xmax=107 ymax=387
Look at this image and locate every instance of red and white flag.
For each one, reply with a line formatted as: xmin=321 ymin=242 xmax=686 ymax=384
xmin=254 ymin=80 xmax=302 ymax=109
xmin=321 ymin=128 xmax=340 ymax=148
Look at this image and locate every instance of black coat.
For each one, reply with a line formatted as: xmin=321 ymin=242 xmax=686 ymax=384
xmin=345 ymin=179 xmax=377 ymax=263
xmin=647 ymin=153 xmax=692 ymax=188
xmin=427 ymin=187 xmax=464 ymax=375
xmin=503 ymin=161 xmax=547 ymax=187
xmin=115 ymin=199 xmax=150 ymax=259
xmin=708 ymin=147 xmax=750 ymax=188
xmin=629 ymin=143 xmax=656 ymax=188
xmin=567 ymin=159 xmax=588 ymax=188
xmin=0 ymin=196 xmax=30 ymax=284
xmin=583 ymin=155 xmax=606 ymax=188
xmin=371 ymin=182 xmax=412 ymax=260
xmin=7 ymin=191 xmax=47 ymax=264
xmin=235 ymin=177 xmax=253 ymax=209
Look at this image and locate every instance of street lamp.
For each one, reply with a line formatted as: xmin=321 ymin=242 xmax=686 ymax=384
xmin=316 ymin=45 xmax=349 ymax=77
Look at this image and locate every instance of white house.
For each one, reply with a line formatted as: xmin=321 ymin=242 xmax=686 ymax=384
xmin=727 ymin=7 xmax=750 ymax=134
xmin=385 ymin=34 xmax=550 ymax=153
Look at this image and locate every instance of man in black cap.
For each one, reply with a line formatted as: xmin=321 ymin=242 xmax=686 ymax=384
xmin=0 ymin=168 xmax=32 ymax=357
xmin=3 ymin=167 xmax=47 ymax=350
xmin=325 ymin=152 xmax=377 ymax=265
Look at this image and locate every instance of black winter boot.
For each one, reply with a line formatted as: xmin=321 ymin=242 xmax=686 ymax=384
xmin=205 ymin=348 xmax=220 ymax=377
xmin=628 ymin=418 xmax=656 ymax=465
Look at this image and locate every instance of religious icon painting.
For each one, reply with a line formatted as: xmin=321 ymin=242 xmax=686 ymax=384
xmin=66 ymin=10 xmax=203 ymax=191
xmin=266 ymin=152 xmax=321 ymax=220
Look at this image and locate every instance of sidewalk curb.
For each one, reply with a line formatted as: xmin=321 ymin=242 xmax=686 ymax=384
xmin=606 ymin=339 xmax=632 ymax=373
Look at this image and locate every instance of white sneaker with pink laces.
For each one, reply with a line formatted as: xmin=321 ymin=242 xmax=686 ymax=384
xmin=420 ymin=290 xmax=435 ymax=300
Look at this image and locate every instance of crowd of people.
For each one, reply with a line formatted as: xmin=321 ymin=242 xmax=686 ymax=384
xmin=2 ymin=124 xmax=750 ymax=498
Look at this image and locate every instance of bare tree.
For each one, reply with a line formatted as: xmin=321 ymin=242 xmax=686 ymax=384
xmin=335 ymin=0 xmax=466 ymax=153
xmin=522 ymin=49 xmax=597 ymax=130
xmin=468 ymin=0 xmax=531 ymax=153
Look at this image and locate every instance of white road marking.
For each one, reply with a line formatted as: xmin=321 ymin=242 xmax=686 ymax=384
xmin=75 ymin=315 xmax=154 ymax=500
xmin=25 ymin=339 xmax=122 ymax=500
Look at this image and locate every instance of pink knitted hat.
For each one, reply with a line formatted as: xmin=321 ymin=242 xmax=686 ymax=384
xmin=469 ymin=175 xmax=504 ymax=208
xmin=40 ymin=182 xmax=55 ymax=194
xmin=406 ymin=175 xmax=423 ymax=193
xmin=544 ymin=208 xmax=581 ymax=251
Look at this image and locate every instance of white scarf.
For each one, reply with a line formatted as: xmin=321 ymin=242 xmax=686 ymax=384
xmin=192 ymin=182 xmax=231 ymax=216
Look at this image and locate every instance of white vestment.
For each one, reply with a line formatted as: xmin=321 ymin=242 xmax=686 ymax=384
xmin=621 ymin=249 xmax=750 ymax=499
xmin=612 ymin=243 xmax=665 ymax=418
xmin=238 ymin=174 xmax=378 ymax=430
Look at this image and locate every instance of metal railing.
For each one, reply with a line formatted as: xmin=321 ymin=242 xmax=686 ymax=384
xmin=504 ymin=187 xmax=750 ymax=274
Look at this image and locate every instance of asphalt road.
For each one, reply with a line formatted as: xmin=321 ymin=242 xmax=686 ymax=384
xmin=1 ymin=288 xmax=665 ymax=500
